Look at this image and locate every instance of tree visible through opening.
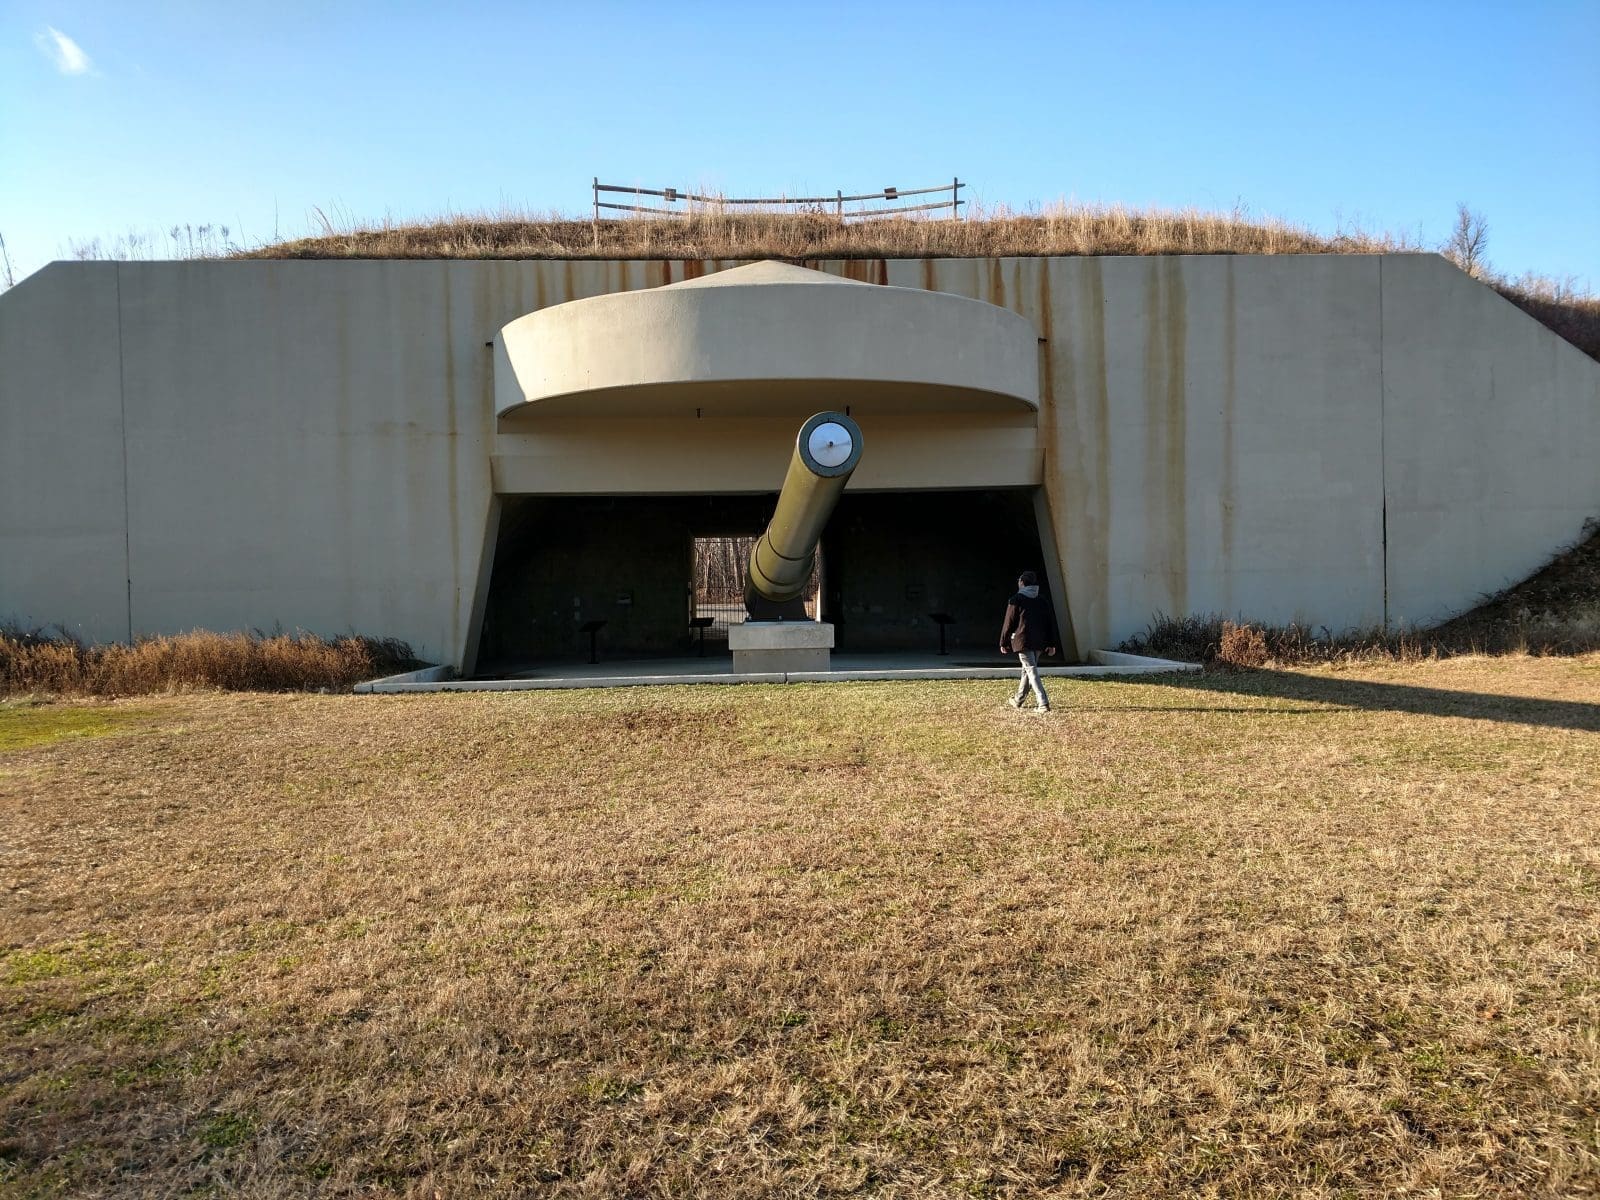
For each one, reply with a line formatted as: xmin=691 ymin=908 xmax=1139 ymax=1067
xmin=692 ymin=536 xmax=819 ymax=637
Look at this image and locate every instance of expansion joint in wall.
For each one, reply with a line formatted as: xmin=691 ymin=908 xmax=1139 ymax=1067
xmin=1378 ymin=257 xmax=1389 ymax=631
xmin=114 ymin=264 xmax=132 ymax=643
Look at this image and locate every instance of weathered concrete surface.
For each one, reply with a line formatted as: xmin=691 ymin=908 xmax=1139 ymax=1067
xmin=1028 ymin=254 xmax=1388 ymax=652
xmin=111 ymin=261 xmax=499 ymax=665
xmin=0 ymin=264 xmax=129 ymax=643
xmin=2 ymin=254 xmax=1595 ymax=666
xmin=729 ymin=619 xmax=834 ymax=673
xmin=1 ymin=260 xmax=505 ymax=663
xmin=490 ymin=412 xmax=1041 ymax=494
xmin=497 ymin=260 xmax=1040 ymax=418
xmin=1380 ymin=255 xmax=1600 ymax=627
xmin=355 ymin=650 xmax=1200 ymax=693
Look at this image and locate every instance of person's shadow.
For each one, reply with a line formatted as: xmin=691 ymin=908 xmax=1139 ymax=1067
xmin=1097 ymin=664 xmax=1600 ymax=734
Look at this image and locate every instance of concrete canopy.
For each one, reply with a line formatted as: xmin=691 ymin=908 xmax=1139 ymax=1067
xmin=496 ymin=260 xmax=1041 ymax=421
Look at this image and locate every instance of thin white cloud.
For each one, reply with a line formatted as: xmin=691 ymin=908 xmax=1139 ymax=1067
xmin=36 ymin=26 xmax=93 ymax=76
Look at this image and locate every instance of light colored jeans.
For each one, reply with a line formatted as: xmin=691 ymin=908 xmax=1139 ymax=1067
xmin=1015 ymin=650 xmax=1050 ymax=709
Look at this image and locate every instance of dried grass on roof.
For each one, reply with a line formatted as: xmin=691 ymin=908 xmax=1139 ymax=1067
xmin=241 ymin=203 xmax=1413 ymax=263
xmin=234 ymin=204 xmax=1600 ymax=361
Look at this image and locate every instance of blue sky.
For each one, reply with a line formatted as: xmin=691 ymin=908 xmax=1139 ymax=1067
xmin=3 ymin=1 xmax=1597 ymax=286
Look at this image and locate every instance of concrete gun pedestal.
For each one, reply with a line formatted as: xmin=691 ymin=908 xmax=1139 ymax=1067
xmin=729 ymin=621 xmax=834 ymax=673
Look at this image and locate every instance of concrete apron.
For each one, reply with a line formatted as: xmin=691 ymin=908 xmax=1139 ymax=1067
xmin=355 ymin=650 xmax=1199 ymax=694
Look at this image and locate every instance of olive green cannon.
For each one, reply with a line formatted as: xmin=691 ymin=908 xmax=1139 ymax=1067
xmin=744 ymin=411 xmax=863 ymax=621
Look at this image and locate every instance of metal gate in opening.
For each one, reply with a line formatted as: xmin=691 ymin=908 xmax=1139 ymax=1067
xmin=691 ymin=536 xmax=820 ymax=638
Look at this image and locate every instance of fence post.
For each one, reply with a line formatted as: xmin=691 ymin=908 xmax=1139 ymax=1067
xmin=592 ymin=177 xmax=599 ymax=250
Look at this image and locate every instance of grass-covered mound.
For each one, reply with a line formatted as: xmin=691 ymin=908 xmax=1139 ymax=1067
xmin=233 ymin=204 xmax=1600 ymax=362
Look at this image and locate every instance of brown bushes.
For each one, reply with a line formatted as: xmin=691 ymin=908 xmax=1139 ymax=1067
xmin=1217 ymin=621 xmax=1268 ymax=668
xmin=1125 ymin=616 xmax=1433 ymax=668
xmin=1126 ymin=609 xmax=1599 ymax=670
xmin=1494 ymin=278 xmax=1600 ymax=363
xmin=0 ymin=629 xmax=416 ymax=697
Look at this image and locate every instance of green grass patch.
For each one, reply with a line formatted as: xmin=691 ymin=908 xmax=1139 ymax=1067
xmin=0 ymin=701 xmax=147 ymax=751
xmin=0 ymin=937 xmax=139 ymax=986
xmin=198 ymin=1112 xmax=254 ymax=1152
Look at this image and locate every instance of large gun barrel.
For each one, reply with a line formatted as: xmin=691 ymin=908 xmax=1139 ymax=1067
xmin=745 ymin=411 xmax=863 ymax=619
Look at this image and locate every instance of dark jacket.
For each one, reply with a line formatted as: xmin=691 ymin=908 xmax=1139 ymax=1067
xmin=999 ymin=589 xmax=1057 ymax=653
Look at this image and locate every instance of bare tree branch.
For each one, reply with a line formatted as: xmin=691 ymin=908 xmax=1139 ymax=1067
xmin=1444 ymin=203 xmax=1490 ymax=278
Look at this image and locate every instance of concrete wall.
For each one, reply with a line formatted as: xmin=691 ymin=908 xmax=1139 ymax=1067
xmin=2 ymin=260 xmax=509 ymax=663
xmin=1380 ymin=255 xmax=1600 ymax=627
xmin=1028 ymin=255 xmax=1390 ymax=650
xmin=0 ymin=263 xmax=129 ymax=643
xmin=2 ymin=254 xmax=1595 ymax=664
xmin=491 ymin=411 xmax=1042 ymax=495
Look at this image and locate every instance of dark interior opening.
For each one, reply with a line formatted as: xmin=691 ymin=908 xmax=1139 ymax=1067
xmin=826 ymin=489 xmax=1054 ymax=654
xmin=476 ymin=488 xmax=1059 ymax=672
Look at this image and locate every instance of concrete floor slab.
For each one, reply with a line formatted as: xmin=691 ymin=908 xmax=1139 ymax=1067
xmin=355 ymin=651 xmax=1199 ymax=693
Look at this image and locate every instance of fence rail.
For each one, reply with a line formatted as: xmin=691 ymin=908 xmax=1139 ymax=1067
xmin=592 ymin=178 xmax=965 ymax=223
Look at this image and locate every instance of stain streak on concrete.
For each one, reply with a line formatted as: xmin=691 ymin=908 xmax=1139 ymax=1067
xmin=1083 ymin=260 xmax=1112 ymax=644
xmin=1221 ymin=259 xmax=1237 ymax=608
xmin=443 ymin=266 xmax=461 ymax=650
xmin=1163 ymin=259 xmax=1189 ymax=617
xmin=1034 ymin=263 xmax=1079 ymax=656
xmin=988 ymin=259 xmax=1006 ymax=309
xmin=1142 ymin=260 xmax=1187 ymax=620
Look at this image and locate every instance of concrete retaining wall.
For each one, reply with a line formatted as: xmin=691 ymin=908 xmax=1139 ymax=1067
xmin=0 ymin=263 xmax=129 ymax=644
xmin=2 ymin=254 xmax=1595 ymax=664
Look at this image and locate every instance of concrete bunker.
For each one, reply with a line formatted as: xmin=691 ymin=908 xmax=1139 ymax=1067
xmin=480 ymin=260 xmax=1060 ymax=673
xmin=5 ymin=252 xmax=1596 ymax=671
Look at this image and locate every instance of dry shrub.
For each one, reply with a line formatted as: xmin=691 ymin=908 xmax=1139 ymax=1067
xmin=1217 ymin=620 xmax=1268 ymax=668
xmin=0 ymin=628 xmax=415 ymax=697
xmin=1121 ymin=615 xmax=1392 ymax=667
xmin=1121 ymin=611 xmax=1593 ymax=669
xmin=1493 ymin=277 xmax=1600 ymax=364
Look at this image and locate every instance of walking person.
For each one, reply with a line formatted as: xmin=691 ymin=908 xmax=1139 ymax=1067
xmin=999 ymin=570 xmax=1058 ymax=712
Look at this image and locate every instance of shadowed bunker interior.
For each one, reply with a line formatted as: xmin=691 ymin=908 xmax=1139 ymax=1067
xmin=477 ymin=489 xmax=1055 ymax=668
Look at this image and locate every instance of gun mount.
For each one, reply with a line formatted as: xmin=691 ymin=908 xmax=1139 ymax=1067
xmin=745 ymin=411 xmax=863 ymax=620
xmin=729 ymin=412 xmax=862 ymax=673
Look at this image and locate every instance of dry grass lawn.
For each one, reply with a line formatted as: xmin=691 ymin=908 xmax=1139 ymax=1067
xmin=2 ymin=658 xmax=1598 ymax=1197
